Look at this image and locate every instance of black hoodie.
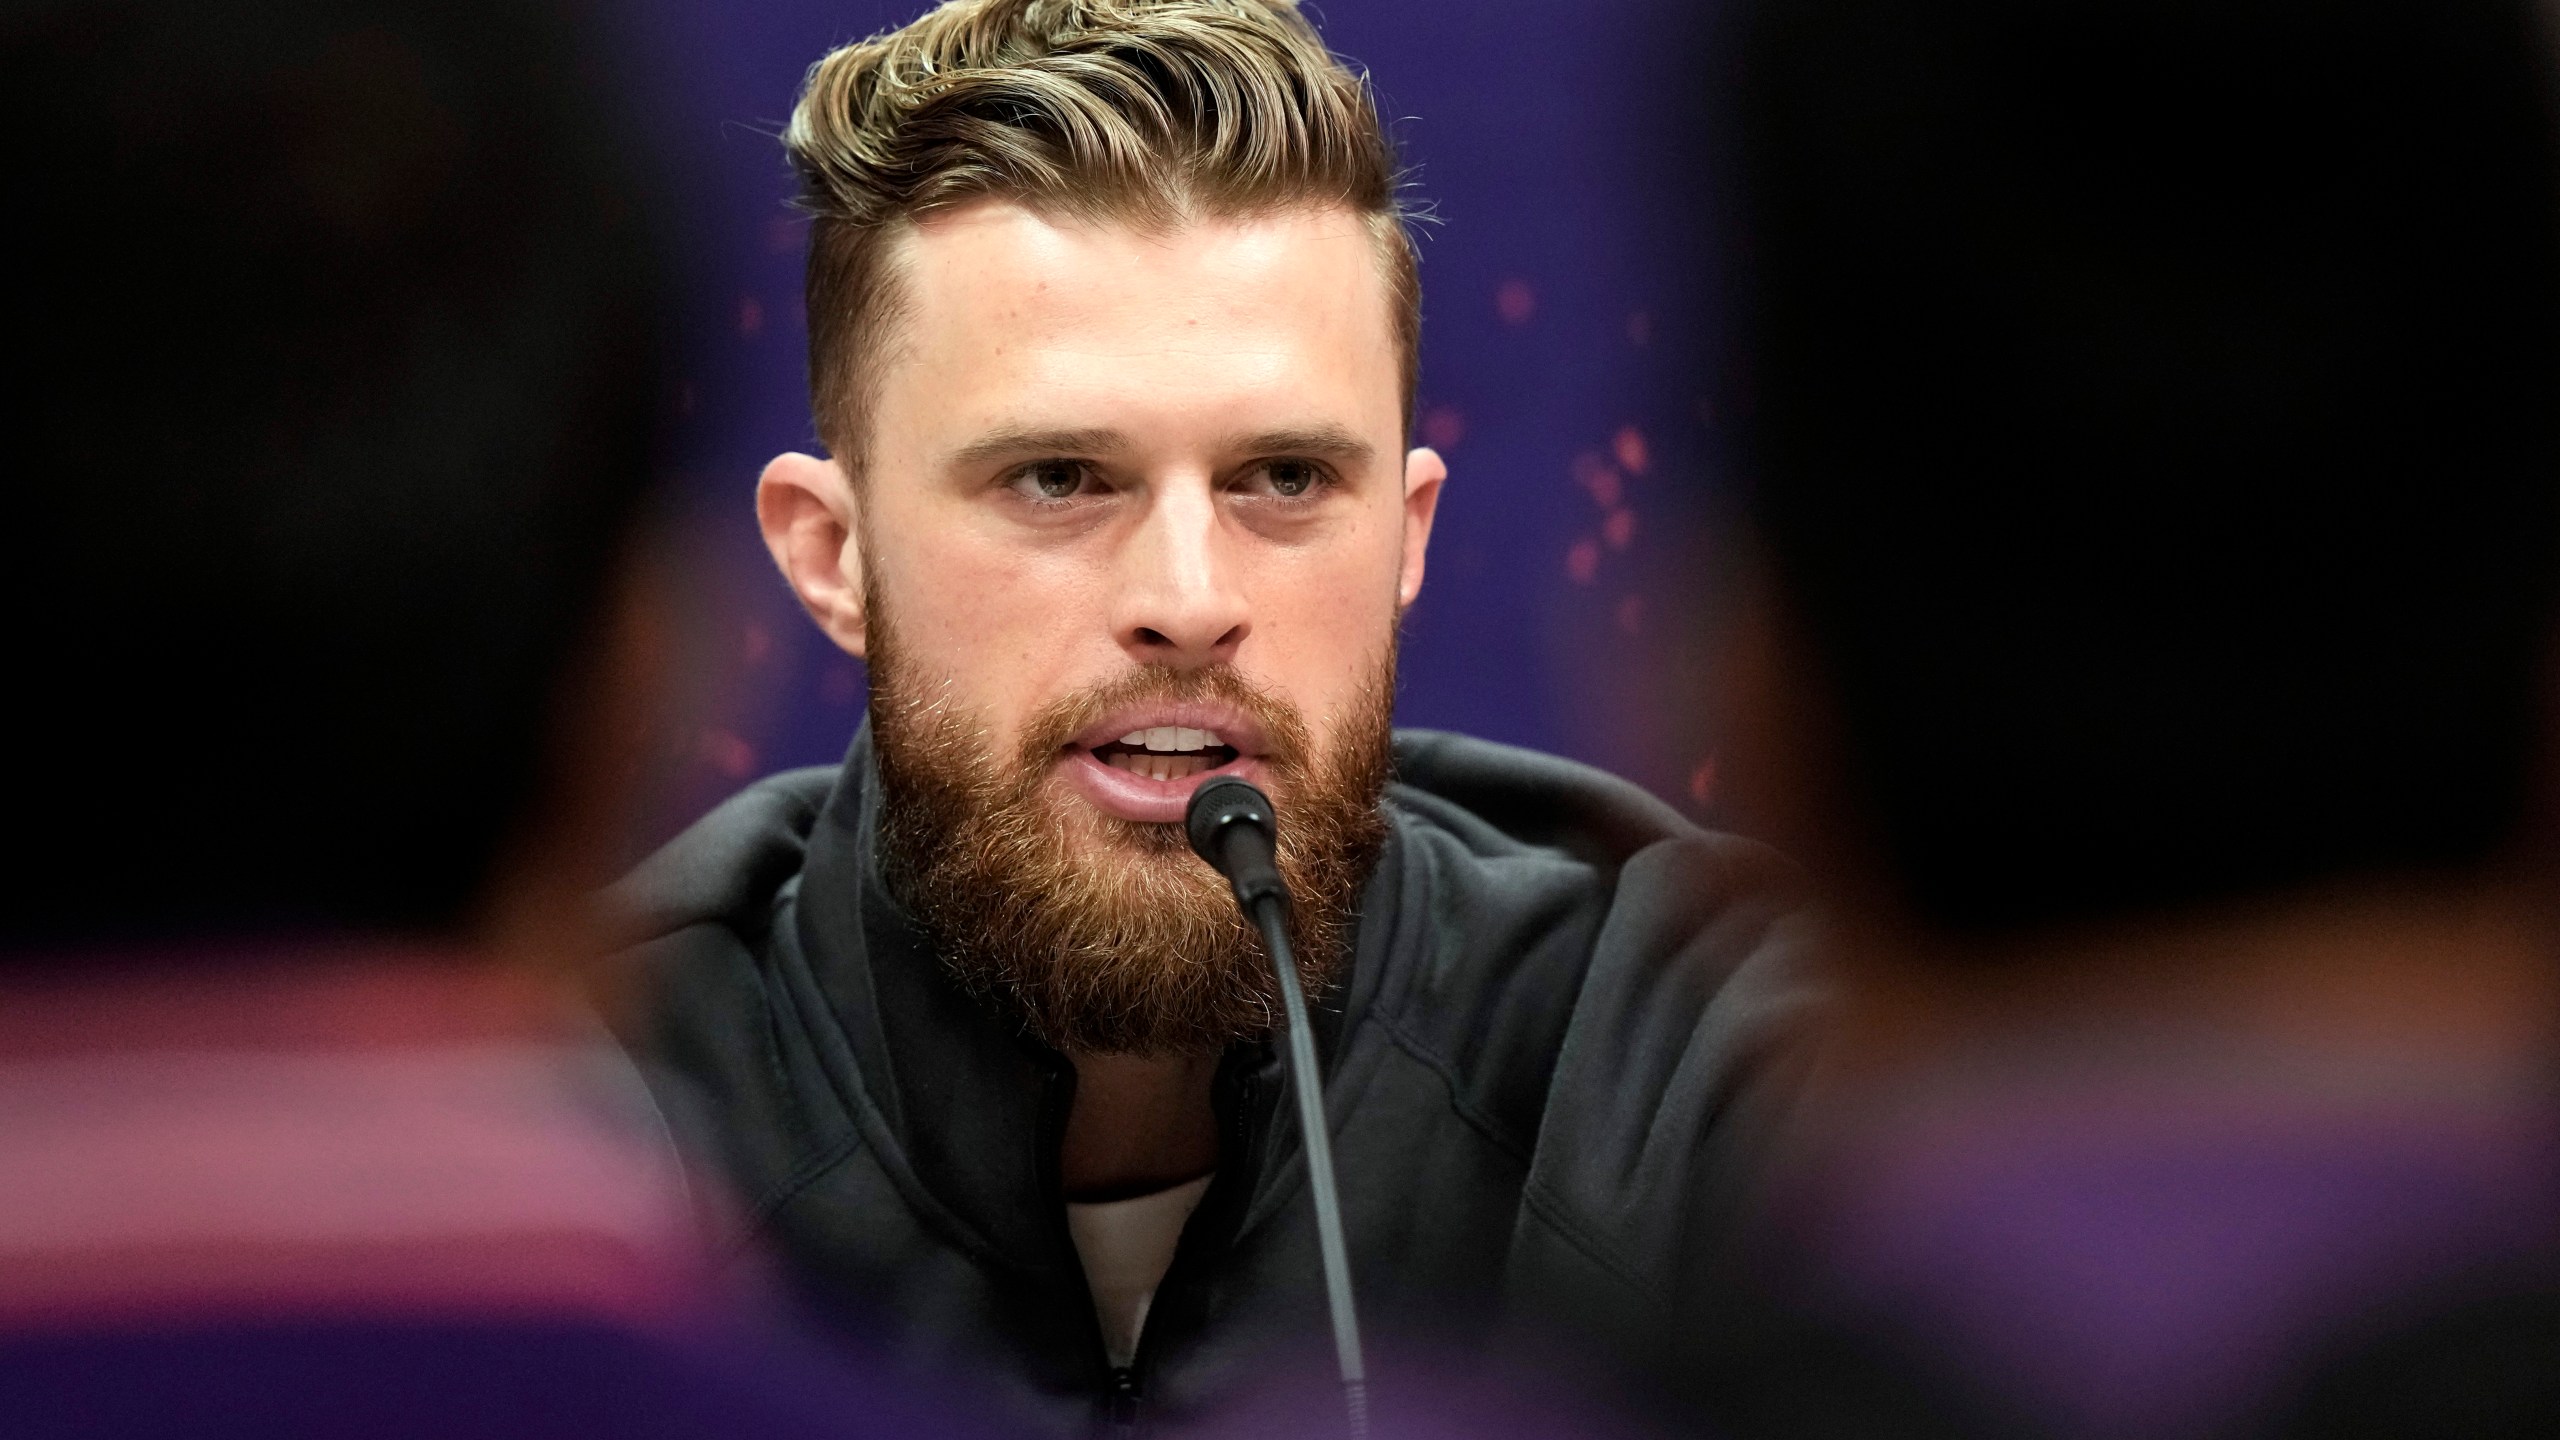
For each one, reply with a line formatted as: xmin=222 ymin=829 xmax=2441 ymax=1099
xmin=610 ymin=727 xmax=1819 ymax=1435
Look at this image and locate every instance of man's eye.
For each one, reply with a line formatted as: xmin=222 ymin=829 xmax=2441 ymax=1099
xmin=1255 ymin=459 xmax=1324 ymax=498
xmin=1011 ymin=460 xmax=1092 ymax=501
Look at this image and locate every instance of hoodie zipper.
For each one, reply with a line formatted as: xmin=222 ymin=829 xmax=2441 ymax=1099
xmin=1030 ymin=1058 xmax=1135 ymax=1437
xmin=1104 ymin=1365 xmax=1144 ymax=1433
xmin=1067 ymin=1049 xmax=1276 ymax=1437
xmin=1108 ymin=1058 xmax=1271 ymax=1436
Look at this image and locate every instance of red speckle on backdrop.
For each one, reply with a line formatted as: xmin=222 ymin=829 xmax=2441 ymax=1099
xmin=1613 ymin=425 xmax=1651 ymax=475
xmin=1496 ymin=277 xmax=1537 ymax=326
xmin=819 ymin=663 xmax=864 ymax=708
xmin=698 ymin=728 xmax=757 ymax=780
xmin=766 ymin=215 xmax=803 ymax=254
xmin=738 ymin=294 xmax=765 ymax=337
xmin=742 ymin=623 xmax=773 ymax=667
xmin=1615 ymin=593 xmax=1645 ymax=635
xmin=1421 ymin=404 xmax=1466 ymax=451
xmin=1572 ymin=452 xmax=1623 ymax=510
xmin=1603 ymin=507 xmax=1638 ymax=550
xmin=676 ymin=382 xmax=698 ymax=417
xmin=1627 ymin=311 xmax=1653 ymax=348
xmin=1566 ymin=537 xmax=1601 ymax=584
xmin=1688 ymin=756 xmax=1718 ymax=807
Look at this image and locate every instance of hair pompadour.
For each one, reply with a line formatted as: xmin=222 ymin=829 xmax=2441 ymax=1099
xmin=784 ymin=0 xmax=1418 ymax=471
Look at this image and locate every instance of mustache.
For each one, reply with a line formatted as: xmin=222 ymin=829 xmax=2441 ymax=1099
xmin=866 ymin=628 xmax=1398 ymax=1055
xmin=1009 ymin=663 xmax=1313 ymax=782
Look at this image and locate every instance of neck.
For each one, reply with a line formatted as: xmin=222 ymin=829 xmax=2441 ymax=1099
xmin=1059 ymin=1049 xmax=1221 ymax=1202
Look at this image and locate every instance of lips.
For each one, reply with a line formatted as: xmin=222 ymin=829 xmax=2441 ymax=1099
xmin=1057 ymin=704 xmax=1271 ymax=824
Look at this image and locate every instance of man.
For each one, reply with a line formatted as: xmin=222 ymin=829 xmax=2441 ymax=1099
xmin=0 ymin=2 xmax=969 ymax=1435
xmin=1669 ymin=0 xmax=2560 ymax=1435
xmin=612 ymin=0 xmax=1815 ymax=1430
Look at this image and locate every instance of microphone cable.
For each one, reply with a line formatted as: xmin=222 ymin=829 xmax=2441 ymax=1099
xmin=1186 ymin=776 xmax=1368 ymax=1440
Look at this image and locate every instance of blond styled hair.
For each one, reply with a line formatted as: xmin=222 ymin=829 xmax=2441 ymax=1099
xmin=783 ymin=0 xmax=1418 ymax=470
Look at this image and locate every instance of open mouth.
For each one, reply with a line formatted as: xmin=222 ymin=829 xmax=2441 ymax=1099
xmin=1087 ymin=726 xmax=1241 ymax=783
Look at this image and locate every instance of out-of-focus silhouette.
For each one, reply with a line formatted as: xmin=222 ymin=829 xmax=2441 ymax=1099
xmin=0 ymin=2 xmax=972 ymax=1434
xmin=1677 ymin=1 xmax=2560 ymax=1437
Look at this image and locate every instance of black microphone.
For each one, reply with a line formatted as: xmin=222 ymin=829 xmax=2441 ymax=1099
xmin=1185 ymin=776 xmax=1287 ymax=910
xmin=1186 ymin=777 xmax=1368 ymax=1439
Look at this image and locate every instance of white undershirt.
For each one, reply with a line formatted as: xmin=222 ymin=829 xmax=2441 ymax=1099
xmin=1065 ymin=1173 xmax=1214 ymax=1369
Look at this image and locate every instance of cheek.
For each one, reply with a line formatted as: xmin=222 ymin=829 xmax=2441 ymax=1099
xmin=870 ymin=529 xmax=1108 ymax=726
xmin=1247 ymin=529 xmax=1405 ymax=726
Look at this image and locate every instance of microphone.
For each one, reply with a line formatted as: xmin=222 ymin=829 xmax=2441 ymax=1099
xmin=1186 ymin=777 xmax=1368 ymax=1439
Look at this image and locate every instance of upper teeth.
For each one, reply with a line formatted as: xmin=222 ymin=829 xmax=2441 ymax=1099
xmin=1117 ymin=726 xmax=1225 ymax=752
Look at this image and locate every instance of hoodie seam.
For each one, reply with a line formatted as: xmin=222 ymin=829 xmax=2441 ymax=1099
xmin=1368 ymin=1008 xmax=1538 ymax=1170
xmin=774 ymin=942 xmax=1058 ymax=1283
xmin=1369 ymin=1007 xmax=1658 ymax=1302
xmin=1515 ymin=1178 xmax=1671 ymax=1305
xmin=741 ymin=1129 xmax=870 ymax=1248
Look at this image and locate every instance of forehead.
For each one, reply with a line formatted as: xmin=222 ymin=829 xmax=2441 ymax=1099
xmin=873 ymin=200 xmax=1403 ymax=451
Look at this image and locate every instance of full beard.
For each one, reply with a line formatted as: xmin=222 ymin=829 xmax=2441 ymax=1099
xmin=867 ymin=619 xmax=1395 ymax=1058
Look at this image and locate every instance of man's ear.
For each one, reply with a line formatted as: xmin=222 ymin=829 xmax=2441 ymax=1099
xmin=756 ymin=452 xmax=868 ymax=659
xmin=1397 ymin=445 xmax=1448 ymax=610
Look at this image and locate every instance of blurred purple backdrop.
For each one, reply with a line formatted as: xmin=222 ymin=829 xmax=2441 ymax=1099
xmin=621 ymin=0 xmax=1729 ymax=843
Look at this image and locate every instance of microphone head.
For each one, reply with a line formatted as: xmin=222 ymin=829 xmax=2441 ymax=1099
xmin=1186 ymin=775 xmax=1275 ymax=868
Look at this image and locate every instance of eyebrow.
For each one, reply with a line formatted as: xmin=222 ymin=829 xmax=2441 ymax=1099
xmin=1231 ymin=424 xmax=1375 ymax=467
xmin=946 ymin=421 xmax=1377 ymax=469
xmin=949 ymin=426 xmax=1132 ymax=468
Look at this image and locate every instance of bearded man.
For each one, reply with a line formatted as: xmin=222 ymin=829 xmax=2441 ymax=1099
xmin=613 ymin=0 xmax=1815 ymax=1430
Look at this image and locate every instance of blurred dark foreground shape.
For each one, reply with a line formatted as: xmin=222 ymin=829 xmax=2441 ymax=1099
xmin=1677 ymin=0 xmax=2560 ymax=1436
xmin=0 ymin=1 xmax=981 ymax=1434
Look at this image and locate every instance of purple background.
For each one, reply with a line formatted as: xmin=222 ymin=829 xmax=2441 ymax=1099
xmin=624 ymin=0 xmax=1728 ymax=842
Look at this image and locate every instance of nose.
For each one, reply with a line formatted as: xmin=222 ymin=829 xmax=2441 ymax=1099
xmin=1112 ymin=476 xmax=1249 ymax=666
